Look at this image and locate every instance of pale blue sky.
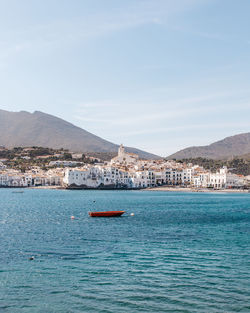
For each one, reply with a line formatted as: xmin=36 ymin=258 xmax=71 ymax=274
xmin=0 ymin=0 xmax=249 ymax=156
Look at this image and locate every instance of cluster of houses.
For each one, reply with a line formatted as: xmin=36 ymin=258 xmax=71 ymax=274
xmin=0 ymin=167 xmax=63 ymax=187
xmin=63 ymin=145 xmax=247 ymax=189
xmin=0 ymin=145 xmax=249 ymax=189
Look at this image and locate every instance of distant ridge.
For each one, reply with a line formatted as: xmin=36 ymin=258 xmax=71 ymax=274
xmin=0 ymin=109 xmax=160 ymax=159
xmin=167 ymin=132 xmax=250 ymax=160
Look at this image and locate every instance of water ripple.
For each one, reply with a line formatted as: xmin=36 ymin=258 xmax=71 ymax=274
xmin=0 ymin=189 xmax=249 ymax=313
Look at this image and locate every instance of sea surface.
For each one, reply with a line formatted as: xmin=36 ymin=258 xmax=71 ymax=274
xmin=0 ymin=189 xmax=249 ymax=313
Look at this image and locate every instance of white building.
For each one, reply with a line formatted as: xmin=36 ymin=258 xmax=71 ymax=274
xmin=128 ymin=170 xmax=156 ymax=188
xmin=63 ymin=166 xmax=130 ymax=188
xmin=49 ymin=160 xmax=83 ymax=167
xmin=192 ymin=172 xmax=210 ymax=188
xmin=0 ymin=173 xmax=32 ymax=187
xmin=0 ymin=162 xmax=6 ymax=169
xmin=208 ymin=167 xmax=244 ymax=189
xmin=209 ymin=167 xmax=227 ymax=188
xmin=164 ymin=168 xmax=191 ymax=186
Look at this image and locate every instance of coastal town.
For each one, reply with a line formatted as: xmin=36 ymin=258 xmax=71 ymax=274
xmin=0 ymin=144 xmax=249 ymax=191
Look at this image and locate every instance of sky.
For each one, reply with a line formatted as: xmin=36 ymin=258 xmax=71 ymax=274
xmin=0 ymin=0 xmax=249 ymax=156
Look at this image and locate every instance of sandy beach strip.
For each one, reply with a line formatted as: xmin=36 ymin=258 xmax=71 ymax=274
xmin=145 ymin=186 xmax=249 ymax=193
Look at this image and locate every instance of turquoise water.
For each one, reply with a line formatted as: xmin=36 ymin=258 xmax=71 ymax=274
xmin=0 ymin=189 xmax=249 ymax=313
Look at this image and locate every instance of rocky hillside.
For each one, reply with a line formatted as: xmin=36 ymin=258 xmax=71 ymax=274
xmin=168 ymin=132 xmax=250 ymax=160
xmin=0 ymin=109 xmax=159 ymax=159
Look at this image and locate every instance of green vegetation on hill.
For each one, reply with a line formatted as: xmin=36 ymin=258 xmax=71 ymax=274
xmin=0 ymin=147 xmax=100 ymax=172
xmin=177 ymin=157 xmax=250 ymax=176
xmin=86 ymin=151 xmax=117 ymax=161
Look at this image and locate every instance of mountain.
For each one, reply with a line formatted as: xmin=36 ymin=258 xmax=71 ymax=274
xmin=167 ymin=132 xmax=250 ymax=160
xmin=0 ymin=109 xmax=159 ymax=159
xmin=239 ymin=152 xmax=250 ymax=161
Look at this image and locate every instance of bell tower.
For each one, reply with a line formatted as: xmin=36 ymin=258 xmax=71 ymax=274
xmin=118 ymin=144 xmax=125 ymax=157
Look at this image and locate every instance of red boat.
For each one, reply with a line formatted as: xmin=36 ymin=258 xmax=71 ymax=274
xmin=89 ymin=210 xmax=125 ymax=217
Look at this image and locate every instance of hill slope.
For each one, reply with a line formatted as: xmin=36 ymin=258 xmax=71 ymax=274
xmin=0 ymin=109 xmax=159 ymax=159
xmin=168 ymin=132 xmax=250 ymax=160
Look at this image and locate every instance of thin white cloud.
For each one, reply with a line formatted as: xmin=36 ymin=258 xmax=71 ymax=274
xmin=73 ymin=92 xmax=250 ymax=127
xmin=73 ymin=115 xmax=114 ymax=123
xmin=169 ymin=23 xmax=250 ymax=46
xmin=77 ymin=101 xmax=118 ymax=109
xmin=117 ymin=122 xmax=250 ymax=137
xmin=0 ymin=0 xmax=207 ymax=60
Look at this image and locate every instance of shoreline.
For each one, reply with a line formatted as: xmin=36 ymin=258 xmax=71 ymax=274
xmin=0 ymin=185 xmax=249 ymax=193
xmin=145 ymin=186 xmax=250 ymax=193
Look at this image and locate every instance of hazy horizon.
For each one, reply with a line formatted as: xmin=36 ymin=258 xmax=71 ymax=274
xmin=0 ymin=0 xmax=249 ymax=155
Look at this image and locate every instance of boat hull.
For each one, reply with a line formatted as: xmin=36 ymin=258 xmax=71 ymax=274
xmin=89 ymin=211 xmax=125 ymax=217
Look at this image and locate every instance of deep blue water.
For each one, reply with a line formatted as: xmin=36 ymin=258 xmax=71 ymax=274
xmin=0 ymin=189 xmax=249 ymax=313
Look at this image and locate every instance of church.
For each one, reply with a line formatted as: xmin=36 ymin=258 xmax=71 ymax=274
xmin=110 ymin=144 xmax=139 ymax=165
